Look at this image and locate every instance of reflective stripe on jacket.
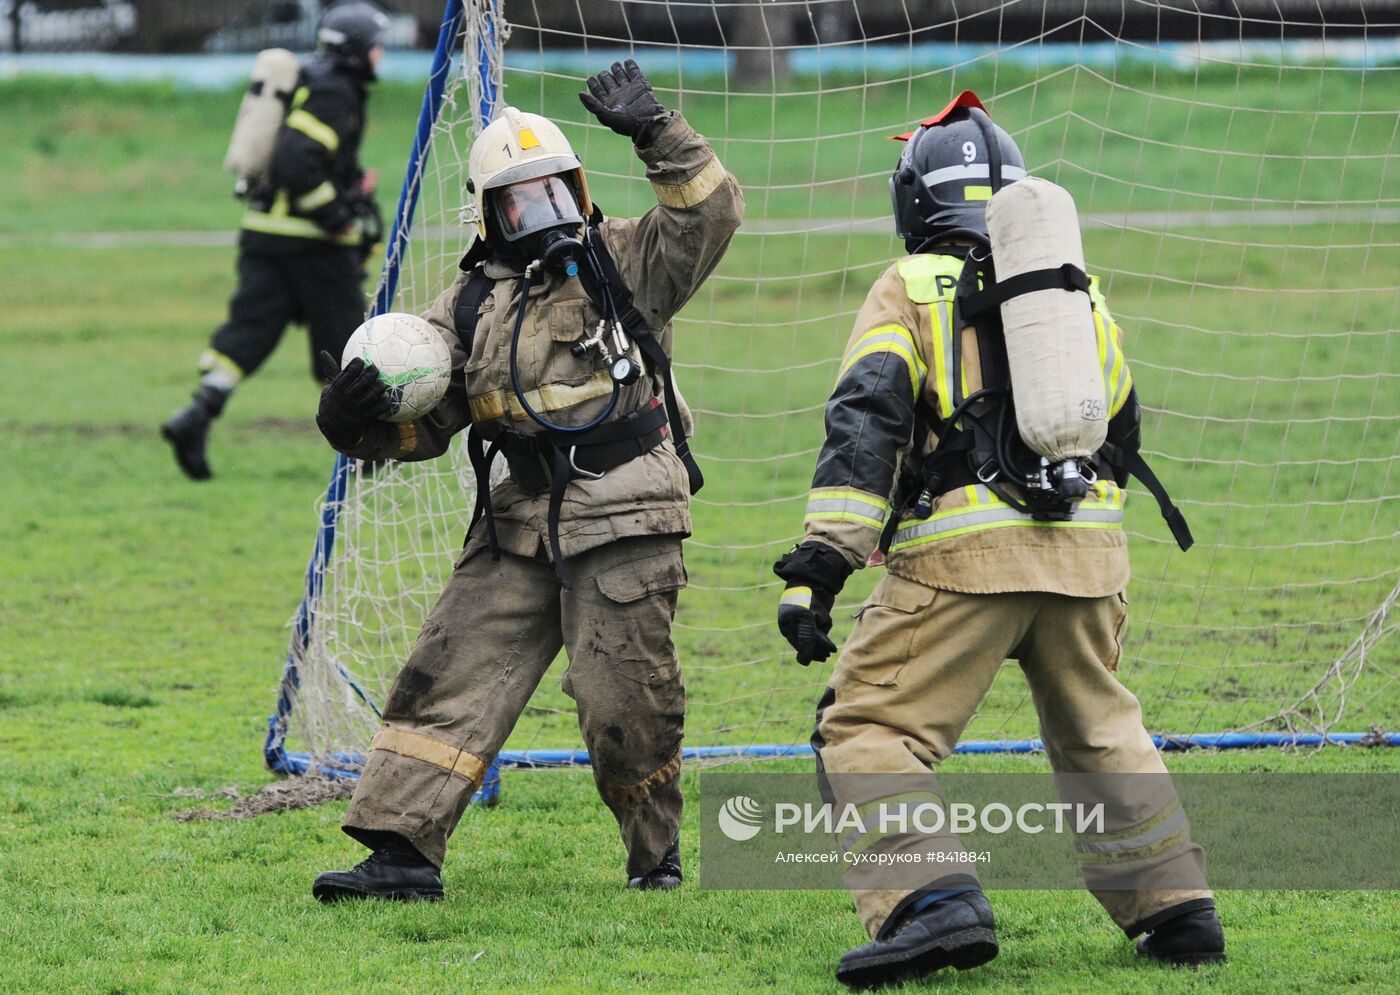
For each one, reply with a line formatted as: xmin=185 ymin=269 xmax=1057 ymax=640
xmin=241 ymin=52 xmax=369 ymax=247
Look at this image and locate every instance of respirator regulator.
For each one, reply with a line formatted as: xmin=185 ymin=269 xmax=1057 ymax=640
xmin=533 ymin=227 xmax=639 ymax=389
xmin=537 ymin=227 xmax=582 ymax=279
xmin=523 ymin=225 xmax=641 ymax=389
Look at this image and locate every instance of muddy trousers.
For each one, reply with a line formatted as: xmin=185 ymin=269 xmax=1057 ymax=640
xmin=343 ymin=533 xmax=687 ymax=877
xmin=812 ymin=578 xmax=1212 ymax=940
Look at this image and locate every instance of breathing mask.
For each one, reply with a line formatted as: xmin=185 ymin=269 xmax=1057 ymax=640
xmin=492 ymin=175 xmax=584 ymax=274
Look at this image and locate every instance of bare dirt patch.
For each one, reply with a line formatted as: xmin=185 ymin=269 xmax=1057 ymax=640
xmin=171 ymin=777 xmax=354 ymax=821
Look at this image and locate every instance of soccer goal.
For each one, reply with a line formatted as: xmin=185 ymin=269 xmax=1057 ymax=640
xmin=265 ymin=0 xmax=1400 ymax=794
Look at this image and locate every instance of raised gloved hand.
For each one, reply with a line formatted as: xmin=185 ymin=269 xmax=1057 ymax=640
xmin=773 ymin=541 xmax=855 ymax=666
xmin=579 ymin=59 xmax=668 ymax=145
xmin=316 ymin=350 xmax=393 ymax=450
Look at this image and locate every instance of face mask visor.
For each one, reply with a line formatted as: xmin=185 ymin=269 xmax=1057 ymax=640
xmin=491 ymin=175 xmax=584 ymax=243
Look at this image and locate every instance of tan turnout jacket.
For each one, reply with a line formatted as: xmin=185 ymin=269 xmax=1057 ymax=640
xmin=803 ymin=252 xmax=1134 ymax=596
xmin=341 ymin=113 xmax=743 ymax=559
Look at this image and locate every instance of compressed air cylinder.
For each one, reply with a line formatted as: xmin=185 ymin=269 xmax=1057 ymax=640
xmin=223 ymin=48 xmax=302 ymax=189
xmin=985 ymin=176 xmax=1107 ymax=461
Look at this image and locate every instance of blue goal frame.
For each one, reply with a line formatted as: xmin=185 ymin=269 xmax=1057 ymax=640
xmin=261 ymin=0 xmax=513 ymax=802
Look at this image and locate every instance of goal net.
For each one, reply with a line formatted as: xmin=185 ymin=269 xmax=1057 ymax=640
xmin=267 ymin=0 xmax=1400 ymax=781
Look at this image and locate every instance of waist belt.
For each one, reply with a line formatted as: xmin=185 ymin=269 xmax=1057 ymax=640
xmin=465 ymin=398 xmax=670 ymax=588
xmin=878 ymin=436 xmax=1192 ymax=555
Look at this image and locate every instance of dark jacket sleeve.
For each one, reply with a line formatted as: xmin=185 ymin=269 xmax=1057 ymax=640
xmin=802 ymin=266 xmax=928 ymax=569
xmin=271 ymin=76 xmax=360 ymax=235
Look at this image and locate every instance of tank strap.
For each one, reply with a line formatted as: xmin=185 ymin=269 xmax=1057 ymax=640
xmin=960 ymin=261 xmax=1090 ymax=319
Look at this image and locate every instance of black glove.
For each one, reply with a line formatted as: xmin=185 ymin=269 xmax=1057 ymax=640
xmin=310 ymin=198 xmax=356 ymax=239
xmin=579 ymin=59 xmax=668 ymax=145
xmin=351 ymin=194 xmax=384 ymax=258
xmin=316 ymin=350 xmax=393 ymax=451
xmin=773 ymin=541 xmax=855 ymax=666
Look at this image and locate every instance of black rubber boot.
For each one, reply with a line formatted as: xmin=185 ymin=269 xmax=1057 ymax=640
xmin=312 ymin=836 xmax=444 ymax=903
xmin=160 ymin=386 xmax=227 ymax=481
xmin=836 ymin=891 xmax=998 ymax=990
xmin=1136 ymin=906 xmax=1226 ymax=966
xmin=627 ymin=835 xmax=682 ymax=891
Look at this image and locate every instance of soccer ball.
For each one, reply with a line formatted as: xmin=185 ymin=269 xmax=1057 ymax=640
xmin=341 ymin=312 xmax=453 ymax=423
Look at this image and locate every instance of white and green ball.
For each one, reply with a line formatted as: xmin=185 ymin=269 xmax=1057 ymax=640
xmin=341 ymin=312 xmax=453 ymax=423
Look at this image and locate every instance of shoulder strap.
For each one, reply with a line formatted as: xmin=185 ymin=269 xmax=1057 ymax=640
xmin=580 ymin=225 xmax=704 ymax=495
xmin=953 ymin=252 xmax=1012 ymax=478
xmin=452 ymin=265 xmax=495 ymax=353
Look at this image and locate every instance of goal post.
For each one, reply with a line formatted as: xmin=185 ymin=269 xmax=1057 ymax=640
xmin=262 ymin=0 xmax=477 ymax=782
xmin=267 ymin=0 xmax=1400 ymax=789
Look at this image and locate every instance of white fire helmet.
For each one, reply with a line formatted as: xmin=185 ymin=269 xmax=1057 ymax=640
xmin=467 ymin=106 xmax=592 ymax=241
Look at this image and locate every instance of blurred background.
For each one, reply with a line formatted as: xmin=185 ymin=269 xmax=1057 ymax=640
xmin=2 ymin=0 xmax=1396 ymax=56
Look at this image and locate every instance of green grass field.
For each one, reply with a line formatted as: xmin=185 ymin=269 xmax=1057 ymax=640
xmin=0 ymin=63 xmax=1397 ymax=993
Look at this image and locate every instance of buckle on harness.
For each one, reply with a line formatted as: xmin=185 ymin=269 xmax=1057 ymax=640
xmin=976 ymin=459 xmax=1001 ymax=484
xmin=568 ymin=446 xmax=606 ymax=480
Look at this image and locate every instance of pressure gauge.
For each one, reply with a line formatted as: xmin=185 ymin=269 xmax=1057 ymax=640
xmin=611 ymin=356 xmax=641 ymax=385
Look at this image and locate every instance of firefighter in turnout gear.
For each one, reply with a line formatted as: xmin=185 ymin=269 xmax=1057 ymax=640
xmin=161 ymin=1 xmax=389 ymax=480
xmin=773 ymin=92 xmax=1222 ymax=988
xmin=311 ymin=60 xmax=742 ymax=900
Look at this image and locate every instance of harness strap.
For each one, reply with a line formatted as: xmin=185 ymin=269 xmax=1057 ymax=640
xmin=540 ymin=400 xmax=671 ymax=588
xmin=880 ymin=436 xmax=1193 ymax=555
xmin=465 ymin=429 xmax=502 ymax=559
xmin=1100 ymin=442 xmax=1195 ymax=551
xmin=879 ymin=444 xmax=983 ymax=555
xmin=582 ymin=229 xmax=705 ymax=496
xmin=545 ymin=445 xmax=574 ymax=587
xmin=465 ymin=401 xmax=671 ymax=588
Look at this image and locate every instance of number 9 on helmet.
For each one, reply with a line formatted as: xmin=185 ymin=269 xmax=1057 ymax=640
xmin=889 ymin=90 xmax=1026 ymax=252
xmin=341 ymin=313 xmax=453 ymax=423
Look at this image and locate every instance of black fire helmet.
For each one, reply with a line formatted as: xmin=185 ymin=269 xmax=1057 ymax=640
xmin=317 ymin=2 xmax=391 ymax=77
xmin=889 ymin=90 xmax=1026 ymax=252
